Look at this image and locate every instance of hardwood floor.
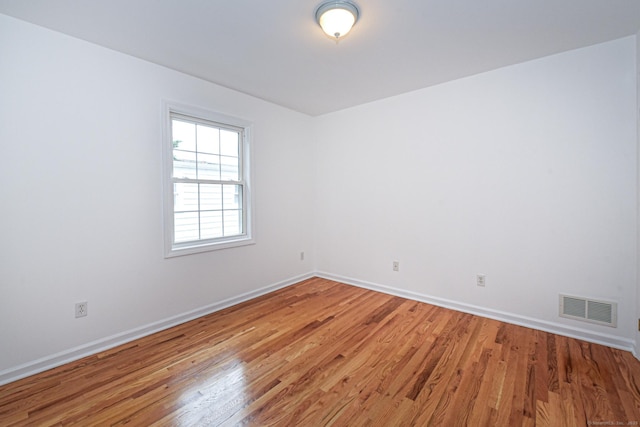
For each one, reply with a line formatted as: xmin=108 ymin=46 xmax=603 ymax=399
xmin=2 ymin=277 xmax=640 ymax=426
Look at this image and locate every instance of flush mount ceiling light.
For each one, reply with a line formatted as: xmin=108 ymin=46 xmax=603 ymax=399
xmin=315 ymin=1 xmax=359 ymax=41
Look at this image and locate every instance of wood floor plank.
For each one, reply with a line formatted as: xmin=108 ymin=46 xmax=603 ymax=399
xmin=1 ymin=277 xmax=640 ymax=426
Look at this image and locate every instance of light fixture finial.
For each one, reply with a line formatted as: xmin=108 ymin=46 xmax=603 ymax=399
xmin=315 ymin=1 xmax=359 ymax=41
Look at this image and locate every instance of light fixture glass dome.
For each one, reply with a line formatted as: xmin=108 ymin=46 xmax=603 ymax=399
xmin=315 ymin=1 xmax=359 ymax=40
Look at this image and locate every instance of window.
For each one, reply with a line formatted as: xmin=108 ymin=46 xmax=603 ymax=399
xmin=163 ymin=103 xmax=253 ymax=257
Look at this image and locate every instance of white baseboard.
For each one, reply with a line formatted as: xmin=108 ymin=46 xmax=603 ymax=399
xmin=2 ymin=270 xmax=635 ymax=386
xmin=315 ymin=271 xmax=636 ymax=353
xmin=0 ymin=272 xmax=314 ymax=386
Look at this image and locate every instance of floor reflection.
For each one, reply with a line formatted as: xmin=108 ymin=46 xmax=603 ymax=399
xmin=175 ymin=359 xmax=247 ymax=426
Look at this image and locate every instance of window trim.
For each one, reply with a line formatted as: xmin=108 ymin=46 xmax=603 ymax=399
xmin=162 ymin=101 xmax=254 ymax=258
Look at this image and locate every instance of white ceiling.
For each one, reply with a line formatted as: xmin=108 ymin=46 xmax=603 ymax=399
xmin=1 ymin=0 xmax=639 ymax=116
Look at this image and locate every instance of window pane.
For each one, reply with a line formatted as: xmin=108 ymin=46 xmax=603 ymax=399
xmin=223 ymin=210 xmax=242 ymax=236
xmin=220 ymin=129 xmax=239 ymax=156
xmin=173 ymin=150 xmax=197 ymax=179
xmin=198 ymin=153 xmax=220 ymax=180
xmin=200 ymin=184 xmax=222 ymax=211
xmin=174 ymin=212 xmax=199 ymax=243
xmin=220 ymin=155 xmax=239 ymax=181
xmin=174 ymin=183 xmax=199 ymax=212
xmin=197 ymin=125 xmax=219 ymax=154
xmin=167 ymin=109 xmax=250 ymax=254
xmin=223 ymin=185 xmax=242 ymax=210
xmin=201 ymin=211 xmax=223 ymax=239
xmin=172 ymin=120 xmax=196 ymax=152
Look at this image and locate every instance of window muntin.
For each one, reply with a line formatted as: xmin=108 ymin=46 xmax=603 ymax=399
xmin=164 ymin=105 xmax=252 ymax=257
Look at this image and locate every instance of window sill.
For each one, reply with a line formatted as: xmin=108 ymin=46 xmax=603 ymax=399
xmin=164 ymin=236 xmax=255 ymax=258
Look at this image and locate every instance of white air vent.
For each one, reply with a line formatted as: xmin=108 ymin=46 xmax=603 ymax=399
xmin=559 ymin=295 xmax=617 ymax=327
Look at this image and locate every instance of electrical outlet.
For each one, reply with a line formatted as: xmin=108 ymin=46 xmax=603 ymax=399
xmin=300 ymin=251 xmax=305 ymax=261
xmin=75 ymin=302 xmax=88 ymax=318
xmin=393 ymin=261 xmax=399 ymax=272
xmin=477 ymin=274 xmax=486 ymax=287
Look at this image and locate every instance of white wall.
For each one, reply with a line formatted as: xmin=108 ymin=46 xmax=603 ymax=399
xmin=0 ymin=14 xmax=315 ymax=380
xmin=636 ymin=30 xmax=640 ymax=356
xmin=0 ymin=13 xmax=637 ymax=384
xmin=315 ymin=36 xmax=637 ymax=345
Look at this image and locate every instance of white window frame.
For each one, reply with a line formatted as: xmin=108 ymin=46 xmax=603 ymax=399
xmin=162 ymin=101 xmax=254 ymax=258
